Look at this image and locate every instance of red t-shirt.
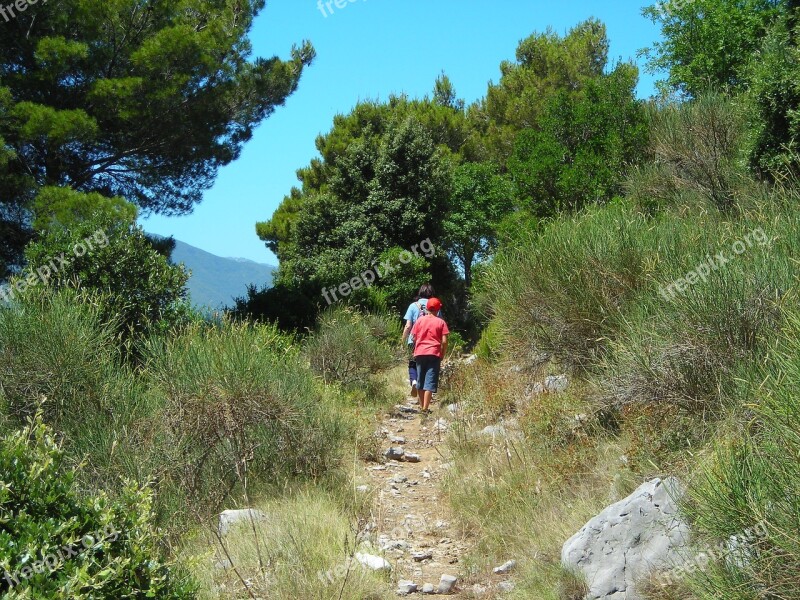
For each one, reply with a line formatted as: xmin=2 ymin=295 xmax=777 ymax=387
xmin=411 ymin=314 xmax=450 ymax=359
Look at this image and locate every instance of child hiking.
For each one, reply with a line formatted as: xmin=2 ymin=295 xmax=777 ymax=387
xmin=410 ymin=297 xmax=449 ymax=414
xmin=402 ymin=284 xmax=437 ymax=398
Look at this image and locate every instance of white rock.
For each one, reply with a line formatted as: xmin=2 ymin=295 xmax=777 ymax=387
xmin=438 ymin=574 xmax=458 ymax=594
xmin=422 ymin=582 xmax=436 ymax=594
xmin=355 ymin=552 xmax=392 ymax=572
xmin=356 ymin=485 xmax=370 ymax=493
xmin=397 ymin=580 xmax=418 ymax=594
xmin=384 ymin=447 xmax=405 ymax=460
xmin=498 ymin=581 xmax=515 ymax=592
xmin=493 ymin=559 xmax=517 ymax=574
xmin=404 ymin=453 xmax=421 ymax=463
xmin=218 ymin=509 xmax=267 ymax=536
xmin=481 ymin=425 xmax=506 ymax=437
xmin=462 ymin=354 xmax=478 ymax=365
xmin=561 ymin=477 xmax=689 ymax=600
xmin=545 ymin=374 xmax=569 ymax=392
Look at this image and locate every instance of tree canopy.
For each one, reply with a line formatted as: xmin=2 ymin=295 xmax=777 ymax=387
xmin=0 ymin=0 xmax=314 ymax=277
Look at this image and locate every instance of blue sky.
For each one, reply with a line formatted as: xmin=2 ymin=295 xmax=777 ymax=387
xmin=142 ymin=0 xmax=663 ymax=264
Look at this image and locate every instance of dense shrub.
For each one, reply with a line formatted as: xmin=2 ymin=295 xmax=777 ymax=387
xmin=0 ymin=414 xmax=196 ymax=598
xmin=142 ymin=319 xmax=351 ymax=518
xmin=626 ymin=93 xmax=748 ymax=211
xmin=23 ymin=213 xmax=189 ymax=341
xmin=305 ymin=307 xmax=397 ymax=388
xmin=682 ymin=306 xmax=800 ymax=598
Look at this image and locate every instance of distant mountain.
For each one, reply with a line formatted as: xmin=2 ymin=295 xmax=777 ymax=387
xmin=170 ymin=239 xmax=275 ymax=309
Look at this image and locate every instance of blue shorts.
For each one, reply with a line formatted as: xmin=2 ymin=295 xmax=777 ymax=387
xmin=414 ymin=355 xmax=441 ymax=393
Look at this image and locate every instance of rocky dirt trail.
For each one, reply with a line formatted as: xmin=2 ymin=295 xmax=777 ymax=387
xmin=359 ymin=379 xmax=514 ymax=597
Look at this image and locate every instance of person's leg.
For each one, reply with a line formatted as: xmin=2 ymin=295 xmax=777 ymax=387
xmin=421 ymin=390 xmax=433 ymax=412
xmin=422 ymin=357 xmax=441 ymax=412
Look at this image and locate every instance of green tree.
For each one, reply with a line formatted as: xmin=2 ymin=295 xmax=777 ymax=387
xmin=508 ymin=64 xmax=647 ymax=215
xmin=0 ymin=0 xmax=314 ymax=277
xmin=23 ymin=209 xmax=189 ymax=339
xmin=443 ymin=162 xmax=514 ymax=289
xmin=469 ymin=19 xmax=611 ymax=162
xmin=642 ymin=0 xmax=783 ymax=96
xmin=745 ymin=3 xmax=800 ymax=175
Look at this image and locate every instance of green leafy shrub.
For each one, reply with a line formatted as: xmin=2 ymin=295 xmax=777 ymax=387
xmin=0 ymin=413 xmax=196 ymax=598
xmin=23 ymin=212 xmax=189 ymax=342
xmin=305 ymin=307 xmax=396 ymax=388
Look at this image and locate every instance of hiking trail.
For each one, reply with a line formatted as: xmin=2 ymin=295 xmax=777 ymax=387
xmin=358 ymin=368 xmax=510 ymax=597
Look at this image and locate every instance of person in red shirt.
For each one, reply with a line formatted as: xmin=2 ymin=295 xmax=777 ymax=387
xmin=410 ymin=297 xmax=449 ymax=414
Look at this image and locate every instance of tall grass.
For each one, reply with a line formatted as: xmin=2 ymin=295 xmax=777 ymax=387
xmin=141 ymin=319 xmax=353 ymax=522
xmin=679 ymin=307 xmax=800 ymax=599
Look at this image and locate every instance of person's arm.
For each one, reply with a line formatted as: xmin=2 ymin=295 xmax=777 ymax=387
xmin=441 ymin=333 xmax=448 ymax=359
xmin=402 ymin=320 xmax=413 ymax=344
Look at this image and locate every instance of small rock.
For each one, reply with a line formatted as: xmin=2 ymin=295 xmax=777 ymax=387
xmin=481 ymin=425 xmax=506 ymax=437
xmin=381 ymin=540 xmax=410 ymax=552
xmin=422 ymin=469 xmax=432 ymax=479
xmin=422 ymin=583 xmax=436 ymax=594
xmin=390 ymin=435 xmax=406 ymax=444
xmin=446 ymin=403 xmax=463 ymax=414
xmin=462 ymin=354 xmax=478 ymax=365
xmin=404 ymin=453 xmax=421 ymax=463
xmin=412 ymin=550 xmax=433 ymax=562
xmin=433 ymin=418 xmax=449 ymax=433
xmin=493 ymin=559 xmax=517 ymax=574
xmin=213 ymin=559 xmax=232 ymax=570
xmin=498 ymin=581 xmax=515 ymax=592
xmin=356 ymin=485 xmax=370 ymax=493
xmin=384 ymin=447 xmax=405 ymax=460
xmin=471 ymin=583 xmax=488 ymax=596
xmin=218 ymin=509 xmax=267 ymax=536
xmin=396 ymin=405 xmax=420 ymax=415
xmin=438 ymin=574 xmax=458 ymax=594
xmin=355 ymin=552 xmax=392 ymax=572
xmin=397 ymin=580 xmax=418 ymax=595
xmin=545 ymin=374 xmax=569 ymax=392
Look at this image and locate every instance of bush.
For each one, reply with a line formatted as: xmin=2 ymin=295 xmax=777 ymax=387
xmin=141 ymin=319 xmax=351 ymax=520
xmin=0 ymin=413 xmax=196 ymax=598
xmin=681 ymin=306 xmax=800 ymax=598
xmin=305 ymin=307 xmax=397 ymax=388
xmin=627 ymin=94 xmax=748 ymax=211
xmin=23 ymin=213 xmax=189 ymax=342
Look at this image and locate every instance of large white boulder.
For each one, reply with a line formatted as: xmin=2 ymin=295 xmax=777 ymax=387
xmin=561 ymin=477 xmax=689 ymax=599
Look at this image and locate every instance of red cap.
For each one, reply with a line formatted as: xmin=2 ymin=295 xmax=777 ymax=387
xmin=426 ymin=297 xmax=442 ymax=314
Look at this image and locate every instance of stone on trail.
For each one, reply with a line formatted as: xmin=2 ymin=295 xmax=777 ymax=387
xmin=498 ymin=581 xmax=516 ymax=592
xmin=493 ymin=559 xmax=517 ymax=574
xmin=397 ymin=580 xmax=418 ymax=595
xmin=217 ymin=509 xmax=267 ymax=536
xmin=438 ymin=574 xmax=458 ymax=594
xmin=384 ymin=447 xmax=405 ymax=460
xmin=561 ymin=477 xmax=689 ymax=600
xmin=412 ymin=550 xmax=433 ymax=562
xmin=355 ymin=552 xmax=392 ymax=572
xmin=422 ymin=582 xmax=436 ymax=594
xmin=404 ymin=453 xmax=421 ymax=463
xmin=390 ymin=435 xmax=406 ymax=444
